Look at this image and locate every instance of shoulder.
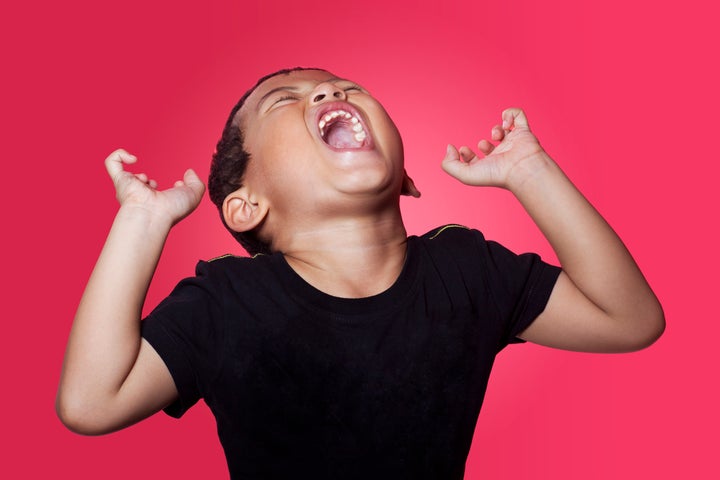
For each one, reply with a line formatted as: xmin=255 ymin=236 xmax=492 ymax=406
xmin=414 ymin=224 xmax=558 ymax=285
xmin=419 ymin=224 xmax=494 ymax=244
xmin=189 ymin=252 xmax=296 ymax=304
xmin=421 ymin=224 xmax=474 ymax=241
xmin=156 ymin=253 xmax=279 ymax=306
xmin=197 ymin=252 xmax=277 ymax=280
xmin=411 ymin=225 xmax=492 ymax=279
xmin=204 ymin=252 xmax=269 ymax=267
xmin=416 ymin=224 xmax=490 ymax=255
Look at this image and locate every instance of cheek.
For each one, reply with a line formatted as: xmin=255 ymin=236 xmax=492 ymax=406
xmin=374 ymin=110 xmax=404 ymax=161
xmin=247 ymin=126 xmax=319 ymax=195
xmin=250 ymin=121 xmax=305 ymax=167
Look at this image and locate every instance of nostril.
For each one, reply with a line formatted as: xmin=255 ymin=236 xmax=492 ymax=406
xmin=313 ymin=93 xmax=326 ymax=102
xmin=333 ymin=91 xmax=342 ymax=98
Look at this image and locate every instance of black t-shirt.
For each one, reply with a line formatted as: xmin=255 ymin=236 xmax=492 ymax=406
xmin=141 ymin=225 xmax=561 ymax=479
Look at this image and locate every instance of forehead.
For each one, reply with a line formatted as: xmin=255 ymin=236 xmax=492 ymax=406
xmin=237 ymin=69 xmax=342 ymax=123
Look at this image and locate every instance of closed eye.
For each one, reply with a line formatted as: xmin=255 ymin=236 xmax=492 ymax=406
xmin=343 ymin=84 xmax=363 ymax=92
xmin=272 ymin=95 xmax=298 ymax=105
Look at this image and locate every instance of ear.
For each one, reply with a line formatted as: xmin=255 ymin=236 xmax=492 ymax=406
xmin=222 ymin=187 xmax=268 ymax=233
xmin=401 ymin=169 xmax=421 ymax=198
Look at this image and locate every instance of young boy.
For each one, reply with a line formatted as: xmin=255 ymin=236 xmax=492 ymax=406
xmin=57 ymin=68 xmax=664 ymax=479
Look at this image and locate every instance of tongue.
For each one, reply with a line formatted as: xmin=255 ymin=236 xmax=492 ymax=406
xmin=326 ymin=123 xmax=362 ymax=149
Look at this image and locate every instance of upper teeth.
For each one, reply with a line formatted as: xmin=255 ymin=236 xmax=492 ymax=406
xmin=318 ymin=109 xmax=367 ymax=143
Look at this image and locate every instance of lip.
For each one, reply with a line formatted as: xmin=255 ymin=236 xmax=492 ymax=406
xmin=311 ymin=101 xmax=374 ymax=151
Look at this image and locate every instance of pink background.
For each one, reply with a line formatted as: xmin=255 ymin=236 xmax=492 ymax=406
xmin=2 ymin=0 xmax=718 ymax=478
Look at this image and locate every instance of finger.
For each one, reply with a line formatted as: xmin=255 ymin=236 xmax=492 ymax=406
xmin=104 ymin=149 xmax=137 ymax=179
xmin=442 ymin=144 xmax=490 ymax=185
xmin=477 ymin=139 xmax=495 ymax=155
xmin=441 ymin=144 xmax=466 ymax=178
xmin=458 ymin=146 xmax=478 ymax=163
xmin=441 ymin=143 xmax=459 ymax=160
xmin=136 ymin=173 xmax=148 ymax=183
xmin=502 ymin=108 xmax=530 ymax=131
xmin=149 ymin=179 xmax=158 ymax=189
xmin=491 ymin=125 xmax=504 ymax=142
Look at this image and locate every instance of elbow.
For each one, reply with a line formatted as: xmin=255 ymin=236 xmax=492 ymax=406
xmin=55 ymin=395 xmax=93 ymax=435
xmin=55 ymin=391 xmax=114 ymax=436
xmin=622 ymin=301 xmax=666 ymax=352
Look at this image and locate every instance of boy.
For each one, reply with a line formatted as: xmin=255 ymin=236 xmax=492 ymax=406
xmin=57 ymin=68 xmax=664 ymax=478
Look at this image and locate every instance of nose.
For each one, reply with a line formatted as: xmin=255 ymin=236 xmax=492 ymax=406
xmin=310 ymin=82 xmax=346 ymax=104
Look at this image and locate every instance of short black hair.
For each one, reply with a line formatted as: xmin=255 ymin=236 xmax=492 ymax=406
xmin=208 ymin=67 xmax=326 ymax=256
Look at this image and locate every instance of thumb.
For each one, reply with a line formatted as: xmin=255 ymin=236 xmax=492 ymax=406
xmin=104 ymin=149 xmax=137 ymax=184
xmin=174 ymin=168 xmax=205 ymax=205
xmin=502 ymin=108 xmax=530 ymax=131
xmin=181 ymin=168 xmax=206 ymax=203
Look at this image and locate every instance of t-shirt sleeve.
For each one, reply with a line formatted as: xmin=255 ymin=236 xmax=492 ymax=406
xmin=422 ymin=225 xmax=561 ymax=350
xmin=475 ymin=234 xmax=561 ymax=349
xmin=141 ymin=260 xmax=225 ymax=418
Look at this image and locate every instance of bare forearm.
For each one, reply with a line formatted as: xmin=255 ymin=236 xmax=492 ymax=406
xmin=58 ymin=206 xmax=171 ymax=417
xmin=511 ymin=154 xmax=664 ymax=333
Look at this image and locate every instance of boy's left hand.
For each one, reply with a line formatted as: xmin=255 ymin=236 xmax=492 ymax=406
xmin=441 ymin=108 xmax=548 ymax=191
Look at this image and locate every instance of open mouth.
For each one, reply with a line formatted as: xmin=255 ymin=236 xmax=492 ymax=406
xmin=317 ymin=105 xmax=370 ymax=150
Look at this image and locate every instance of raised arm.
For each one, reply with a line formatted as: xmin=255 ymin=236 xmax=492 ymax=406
xmin=56 ymin=149 xmax=205 ymax=434
xmin=441 ymin=109 xmax=664 ymax=353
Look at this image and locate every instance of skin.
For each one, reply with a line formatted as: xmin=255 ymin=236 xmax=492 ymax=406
xmin=56 ymin=69 xmax=664 ymax=435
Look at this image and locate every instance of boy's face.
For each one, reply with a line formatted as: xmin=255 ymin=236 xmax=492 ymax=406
xmin=236 ymin=69 xmax=405 ymax=218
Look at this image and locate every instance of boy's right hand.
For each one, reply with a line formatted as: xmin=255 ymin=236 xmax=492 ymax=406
xmin=105 ymin=149 xmax=205 ymax=225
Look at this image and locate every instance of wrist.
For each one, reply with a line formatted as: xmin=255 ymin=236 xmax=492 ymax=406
xmin=115 ymin=203 xmax=174 ymax=234
xmin=505 ymin=151 xmax=559 ymax=195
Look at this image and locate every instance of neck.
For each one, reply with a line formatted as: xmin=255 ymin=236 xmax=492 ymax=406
xmin=276 ymin=208 xmax=408 ymax=298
